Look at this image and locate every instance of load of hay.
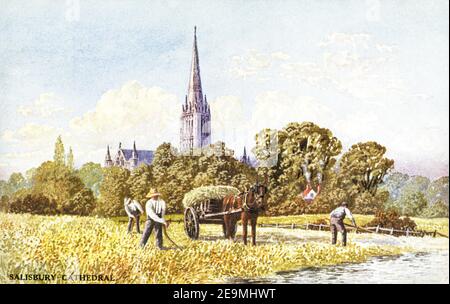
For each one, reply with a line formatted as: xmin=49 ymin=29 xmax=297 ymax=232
xmin=182 ymin=185 xmax=240 ymax=208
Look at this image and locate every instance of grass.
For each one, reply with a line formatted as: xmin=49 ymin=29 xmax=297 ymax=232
xmin=1 ymin=212 xmax=445 ymax=284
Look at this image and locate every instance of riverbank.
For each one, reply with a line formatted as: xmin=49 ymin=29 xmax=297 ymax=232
xmin=0 ymin=213 xmax=447 ymax=283
xmin=231 ymin=250 xmax=449 ymax=284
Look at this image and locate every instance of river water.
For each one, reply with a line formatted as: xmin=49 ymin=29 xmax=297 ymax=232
xmin=233 ymin=250 xmax=449 ymax=284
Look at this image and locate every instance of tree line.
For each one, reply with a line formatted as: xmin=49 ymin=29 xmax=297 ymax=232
xmin=0 ymin=122 xmax=448 ymax=218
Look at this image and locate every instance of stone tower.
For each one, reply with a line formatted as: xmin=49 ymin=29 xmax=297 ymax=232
xmin=104 ymin=145 xmax=113 ymax=167
xmin=130 ymin=141 xmax=138 ymax=170
xmin=240 ymin=146 xmax=251 ymax=166
xmin=180 ymin=27 xmax=211 ymax=153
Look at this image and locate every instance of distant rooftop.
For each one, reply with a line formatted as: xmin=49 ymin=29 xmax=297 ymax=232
xmin=121 ymin=149 xmax=154 ymax=166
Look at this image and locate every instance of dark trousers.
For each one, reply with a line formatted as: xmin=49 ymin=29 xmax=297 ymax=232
xmin=140 ymin=218 xmax=163 ymax=249
xmin=330 ymin=217 xmax=347 ymax=246
xmin=127 ymin=214 xmax=141 ymax=233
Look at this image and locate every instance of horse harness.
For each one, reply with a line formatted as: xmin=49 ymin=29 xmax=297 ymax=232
xmin=231 ymin=185 xmax=267 ymax=212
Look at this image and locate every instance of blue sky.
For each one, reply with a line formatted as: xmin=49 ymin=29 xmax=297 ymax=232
xmin=0 ymin=0 xmax=448 ymax=179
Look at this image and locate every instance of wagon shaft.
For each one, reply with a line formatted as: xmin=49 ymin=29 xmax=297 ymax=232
xmin=202 ymin=208 xmax=243 ymax=218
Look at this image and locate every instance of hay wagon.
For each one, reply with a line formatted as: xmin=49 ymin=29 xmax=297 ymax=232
xmin=182 ymin=186 xmax=243 ymax=240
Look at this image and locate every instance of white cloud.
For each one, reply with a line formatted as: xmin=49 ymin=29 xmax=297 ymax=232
xmin=209 ymin=95 xmax=247 ymax=146
xmin=209 ymin=91 xmax=336 ymax=154
xmin=17 ymin=93 xmax=70 ymax=118
xmin=280 ymin=32 xmax=405 ymax=106
xmin=228 ymin=33 xmax=402 ymax=107
xmin=229 ymin=49 xmax=288 ymax=80
xmin=318 ymin=32 xmax=372 ymax=50
xmin=0 ymin=81 xmax=182 ymax=178
xmin=271 ymin=52 xmax=291 ymax=61
xmin=69 ymin=80 xmax=180 ymax=150
xmin=250 ymin=91 xmax=334 ymax=133
xmin=0 ymin=150 xmax=52 ymax=179
xmin=1 ymin=123 xmax=64 ymax=147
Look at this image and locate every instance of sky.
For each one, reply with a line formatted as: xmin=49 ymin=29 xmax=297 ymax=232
xmin=0 ymin=0 xmax=448 ymax=180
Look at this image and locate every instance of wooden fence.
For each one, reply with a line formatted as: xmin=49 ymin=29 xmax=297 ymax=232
xmin=258 ymin=222 xmax=445 ymax=238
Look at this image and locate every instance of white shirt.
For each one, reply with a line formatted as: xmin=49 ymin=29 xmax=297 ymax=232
xmin=124 ymin=198 xmax=144 ymax=218
xmin=145 ymin=198 xmax=166 ymax=224
xmin=330 ymin=206 xmax=354 ymax=222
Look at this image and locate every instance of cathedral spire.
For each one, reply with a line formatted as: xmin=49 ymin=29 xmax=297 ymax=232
xmin=132 ymin=141 xmax=137 ymax=158
xmin=180 ymin=27 xmax=211 ymax=153
xmin=187 ymin=26 xmax=203 ymax=109
xmin=106 ymin=145 xmax=111 ymax=160
xmin=104 ymin=145 xmax=113 ymax=167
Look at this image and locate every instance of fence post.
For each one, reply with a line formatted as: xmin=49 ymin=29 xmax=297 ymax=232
xmin=319 ymin=224 xmax=322 ymax=231
xmin=375 ymin=225 xmax=380 ymax=233
xmin=406 ymin=228 xmax=410 ymax=237
xmin=291 ymin=223 xmax=295 ymax=229
xmin=306 ymin=223 xmax=309 ymax=230
xmin=433 ymin=230 xmax=437 ymax=238
xmin=390 ymin=228 xmax=394 ymax=235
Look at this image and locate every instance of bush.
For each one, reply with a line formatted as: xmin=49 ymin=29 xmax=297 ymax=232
xmin=61 ymin=188 xmax=96 ymax=216
xmin=365 ymin=209 xmax=417 ymax=231
xmin=353 ymin=190 xmax=388 ymax=214
xmin=9 ymin=193 xmax=58 ymax=215
xmin=0 ymin=195 xmax=10 ymax=212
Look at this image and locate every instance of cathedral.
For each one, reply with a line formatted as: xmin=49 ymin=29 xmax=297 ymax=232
xmin=104 ymin=142 xmax=154 ymax=170
xmin=104 ymin=28 xmax=258 ymax=170
xmin=103 ymin=27 xmax=211 ymax=169
xmin=180 ymin=27 xmax=212 ymax=153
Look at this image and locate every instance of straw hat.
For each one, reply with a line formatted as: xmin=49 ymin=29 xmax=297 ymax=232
xmin=146 ymin=188 xmax=162 ymax=199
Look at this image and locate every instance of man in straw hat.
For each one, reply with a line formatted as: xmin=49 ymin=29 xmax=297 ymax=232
xmin=329 ymin=201 xmax=357 ymax=246
xmin=140 ymin=188 xmax=169 ymax=249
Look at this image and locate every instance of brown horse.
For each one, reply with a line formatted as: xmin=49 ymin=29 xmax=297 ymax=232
xmin=222 ymin=183 xmax=268 ymax=245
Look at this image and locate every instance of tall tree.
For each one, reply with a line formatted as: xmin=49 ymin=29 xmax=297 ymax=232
xmin=152 ymin=143 xmax=176 ymax=185
xmin=380 ymin=171 xmax=410 ymax=201
xmin=97 ymin=166 xmax=130 ymax=216
xmin=0 ymin=172 xmax=27 ymax=196
xmin=25 ymin=168 xmax=37 ymax=189
xmin=426 ymin=176 xmax=449 ymax=205
xmin=32 ymin=161 xmax=85 ymax=210
xmin=339 ymin=141 xmax=394 ymax=197
xmin=67 ymin=147 xmax=74 ymax=171
xmin=396 ymin=191 xmax=428 ymax=216
xmin=280 ymin=122 xmax=342 ymax=188
xmin=127 ymin=164 xmax=153 ymax=203
xmin=421 ymin=200 xmax=449 ymax=218
xmin=77 ymin=162 xmax=103 ymax=197
xmin=54 ymin=135 xmax=65 ymax=166
xmin=401 ymin=175 xmax=430 ymax=197
xmin=254 ymin=122 xmax=342 ymax=215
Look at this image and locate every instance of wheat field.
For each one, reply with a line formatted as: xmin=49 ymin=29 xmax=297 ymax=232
xmin=0 ymin=212 xmax=427 ymax=284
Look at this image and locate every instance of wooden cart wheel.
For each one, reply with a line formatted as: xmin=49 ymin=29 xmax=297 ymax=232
xmin=222 ymin=221 xmax=237 ymax=238
xmin=184 ymin=207 xmax=199 ymax=240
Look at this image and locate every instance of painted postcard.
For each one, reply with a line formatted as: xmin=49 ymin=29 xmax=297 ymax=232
xmin=0 ymin=0 xmax=448 ymax=287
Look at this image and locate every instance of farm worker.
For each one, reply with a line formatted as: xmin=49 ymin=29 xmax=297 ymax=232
xmin=329 ymin=202 xmax=357 ymax=246
xmin=140 ymin=188 xmax=169 ymax=249
xmin=124 ymin=196 xmax=144 ymax=234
